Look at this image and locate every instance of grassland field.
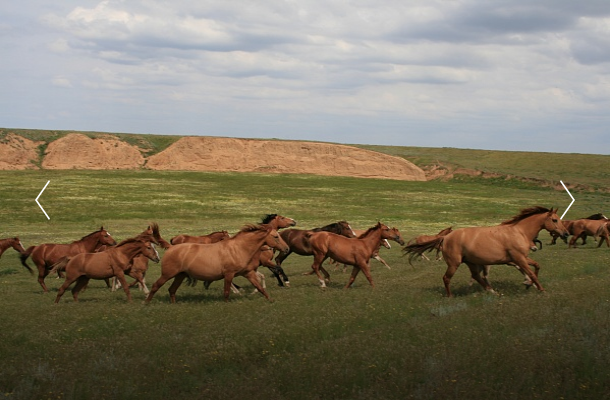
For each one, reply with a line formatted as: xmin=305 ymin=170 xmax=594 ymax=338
xmin=0 ymin=148 xmax=609 ymax=399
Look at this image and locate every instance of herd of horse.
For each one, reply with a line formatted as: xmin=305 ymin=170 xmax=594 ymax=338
xmin=1 ymin=208 xmax=608 ymax=302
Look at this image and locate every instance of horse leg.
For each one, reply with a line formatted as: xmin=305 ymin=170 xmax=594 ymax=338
xmin=465 ymin=262 xmax=495 ymax=294
xmin=167 ymin=272 xmax=187 ymax=304
xmin=597 ymin=233 xmax=610 ymax=248
xmin=223 ymin=273 xmax=236 ymax=302
xmin=54 ymin=275 xmax=79 ymax=303
xmin=374 ymin=255 xmax=391 ymax=270
xmin=243 ymin=270 xmax=271 ymax=301
xmin=310 ymin=253 xmax=329 ymax=288
xmin=71 ymin=276 xmax=90 ymax=302
xmin=510 ymin=254 xmax=544 ymax=292
xmin=470 ymin=265 xmax=490 ymax=286
xmin=358 ymin=261 xmax=375 ymax=288
xmin=345 ymin=266 xmax=361 ymax=288
xmin=274 ymin=249 xmax=292 ymax=267
xmin=114 ymin=271 xmax=132 ymax=302
xmin=145 ymin=272 xmax=176 ymax=304
xmin=441 ymin=256 xmax=460 ymax=297
xmin=38 ymin=266 xmax=50 ymax=293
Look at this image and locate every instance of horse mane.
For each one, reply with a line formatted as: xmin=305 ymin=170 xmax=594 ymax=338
xmin=584 ymin=213 xmax=607 ymax=220
xmin=313 ymin=221 xmax=349 ymax=232
xmin=501 ymin=206 xmax=551 ymax=225
xmin=261 ymin=214 xmax=278 ymax=224
xmin=115 ymin=238 xmax=146 ymax=247
xmin=76 ymin=227 xmax=106 ymax=242
xmin=437 ymin=226 xmax=453 ymax=236
xmin=233 ymin=224 xmax=270 ymax=237
xmin=359 ymin=222 xmax=383 ymax=236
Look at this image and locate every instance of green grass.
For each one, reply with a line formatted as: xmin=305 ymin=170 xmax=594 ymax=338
xmin=0 ymin=168 xmax=609 ymax=400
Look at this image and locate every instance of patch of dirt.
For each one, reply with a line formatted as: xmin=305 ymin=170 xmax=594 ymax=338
xmin=42 ymin=133 xmax=145 ymax=170
xmin=0 ymin=133 xmax=43 ymax=170
xmin=145 ymin=137 xmax=426 ymax=181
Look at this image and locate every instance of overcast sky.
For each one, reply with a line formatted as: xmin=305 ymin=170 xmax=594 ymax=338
xmin=2 ymin=1 xmax=610 ymax=154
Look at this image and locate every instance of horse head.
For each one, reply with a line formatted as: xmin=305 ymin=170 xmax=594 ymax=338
xmin=264 ymin=228 xmax=290 ymax=253
xmin=389 ymin=227 xmax=406 ymax=245
xmin=337 ymin=221 xmax=357 ymax=238
xmin=99 ymin=227 xmax=117 ymax=246
xmin=141 ymin=241 xmax=160 ymax=263
xmin=12 ymin=237 xmax=26 ymax=253
xmin=262 ymin=214 xmax=297 ymax=229
xmin=544 ymin=208 xmax=569 ymax=240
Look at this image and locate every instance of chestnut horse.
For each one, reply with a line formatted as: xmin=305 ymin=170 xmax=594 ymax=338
xmin=306 ymin=222 xmax=403 ymax=288
xmin=145 ymin=225 xmax=289 ymax=304
xmin=108 ymin=223 xmax=171 ymax=294
xmin=0 ymin=237 xmax=26 ymax=261
xmin=20 ymin=227 xmax=117 ymax=292
xmin=275 ymin=221 xmax=357 ymax=269
xmin=170 ymin=230 xmax=230 ymax=245
xmin=402 ymin=206 xmax=569 ymax=297
xmin=549 ymin=213 xmax=608 ymax=245
xmin=53 ymin=239 xmax=160 ymax=303
xmin=568 ymin=217 xmax=610 ymax=248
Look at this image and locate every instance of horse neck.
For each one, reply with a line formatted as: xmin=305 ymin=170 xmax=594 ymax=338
xmin=0 ymin=239 xmax=10 ymax=252
xmin=74 ymin=233 xmax=105 ymax=252
xmin=230 ymin=230 xmax=269 ymax=255
xmin=357 ymin=227 xmax=383 ymax=252
xmin=511 ymin=213 xmax=547 ymax=239
xmin=108 ymin=243 xmax=143 ymax=267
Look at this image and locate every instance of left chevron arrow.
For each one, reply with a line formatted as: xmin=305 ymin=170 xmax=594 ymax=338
xmin=36 ymin=180 xmax=51 ymax=220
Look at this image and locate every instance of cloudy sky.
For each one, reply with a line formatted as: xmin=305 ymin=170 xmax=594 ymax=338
xmin=2 ymin=1 xmax=610 ymax=154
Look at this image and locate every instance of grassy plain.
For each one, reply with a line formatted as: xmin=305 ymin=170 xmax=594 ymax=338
xmin=0 ymin=166 xmax=609 ymax=400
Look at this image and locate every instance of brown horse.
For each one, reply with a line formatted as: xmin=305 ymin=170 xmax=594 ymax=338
xmin=275 ymin=221 xmax=357 ymax=269
xmin=170 ymin=230 xmax=230 ymax=245
xmin=53 ymin=239 xmax=160 ymax=303
xmin=20 ymin=227 xmax=117 ymax=292
xmin=550 ymin=213 xmax=608 ymax=245
xmin=0 ymin=237 xmax=26 ymax=261
xmin=108 ymin=223 xmax=171 ymax=293
xmin=569 ymin=217 xmax=610 ymax=248
xmin=402 ymin=206 xmax=569 ymax=297
xmin=306 ymin=222 xmax=403 ymax=288
xmin=406 ymin=227 xmax=453 ymax=261
xmin=145 ymin=225 xmax=289 ymax=304
xmin=326 ymin=227 xmax=405 ymax=272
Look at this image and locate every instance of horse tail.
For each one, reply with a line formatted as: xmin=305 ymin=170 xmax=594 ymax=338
xmin=20 ymin=246 xmax=35 ymax=274
xmin=402 ymin=237 xmax=445 ymax=265
xmin=49 ymin=257 xmax=70 ymax=275
xmin=152 ymin=223 xmax=171 ymax=249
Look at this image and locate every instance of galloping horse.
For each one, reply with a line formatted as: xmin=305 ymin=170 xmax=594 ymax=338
xmin=170 ymin=230 xmax=230 ymax=245
xmin=20 ymin=227 xmax=117 ymax=292
xmin=569 ymin=216 xmax=610 ymax=248
xmin=275 ymin=221 xmax=357 ymax=269
xmin=549 ymin=213 xmax=608 ymax=245
xmin=53 ymin=239 xmax=160 ymax=303
xmin=145 ymin=225 xmax=289 ymax=304
xmin=406 ymin=227 xmax=453 ymax=261
xmin=0 ymin=237 xmax=26 ymax=261
xmin=402 ymin=207 xmax=569 ymax=297
xmin=108 ymin=223 xmax=171 ymax=294
xmin=306 ymin=222 xmax=403 ymax=288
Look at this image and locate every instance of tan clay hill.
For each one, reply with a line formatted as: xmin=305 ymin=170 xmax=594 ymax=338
xmin=0 ymin=132 xmax=425 ymax=180
xmin=146 ymin=137 xmax=426 ymax=181
xmin=0 ymin=133 xmax=43 ymax=170
xmin=42 ymin=133 xmax=145 ymax=170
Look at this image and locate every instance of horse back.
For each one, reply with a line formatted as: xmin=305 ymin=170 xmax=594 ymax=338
xmin=65 ymin=252 xmax=114 ymax=279
xmin=443 ymin=226 xmax=528 ymax=265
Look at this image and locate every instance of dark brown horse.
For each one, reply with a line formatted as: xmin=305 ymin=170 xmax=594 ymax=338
xmin=306 ymin=222 xmax=403 ymax=288
xmin=20 ymin=227 xmax=117 ymax=292
xmin=145 ymin=225 xmax=289 ymax=304
xmin=403 ymin=206 xmax=569 ymax=297
xmin=0 ymin=237 xmax=26 ymax=261
xmin=53 ymin=239 xmax=160 ymax=303
xmin=275 ymin=221 xmax=356 ymax=269
xmin=170 ymin=230 xmax=230 ymax=245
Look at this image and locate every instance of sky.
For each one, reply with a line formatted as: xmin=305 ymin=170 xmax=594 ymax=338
xmin=1 ymin=1 xmax=610 ymax=155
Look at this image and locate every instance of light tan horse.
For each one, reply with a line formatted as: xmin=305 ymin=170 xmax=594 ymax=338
xmin=170 ymin=230 xmax=230 ymax=245
xmin=306 ymin=222 xmax=403 ymax=288
xmin=549 ymin=213 xmax=607 ymax=245
xmin=20 ymin=227 xmax=117 ymax=292
xmin=145 ymin=225 xmax=289 ymax=303
xmin=0 ymin=237 xmax=26 ymax=261
xmin=403 ymin=207 xmax=569 ymax=297
xmin=53 ymin=239 xmax=160 ymax=303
